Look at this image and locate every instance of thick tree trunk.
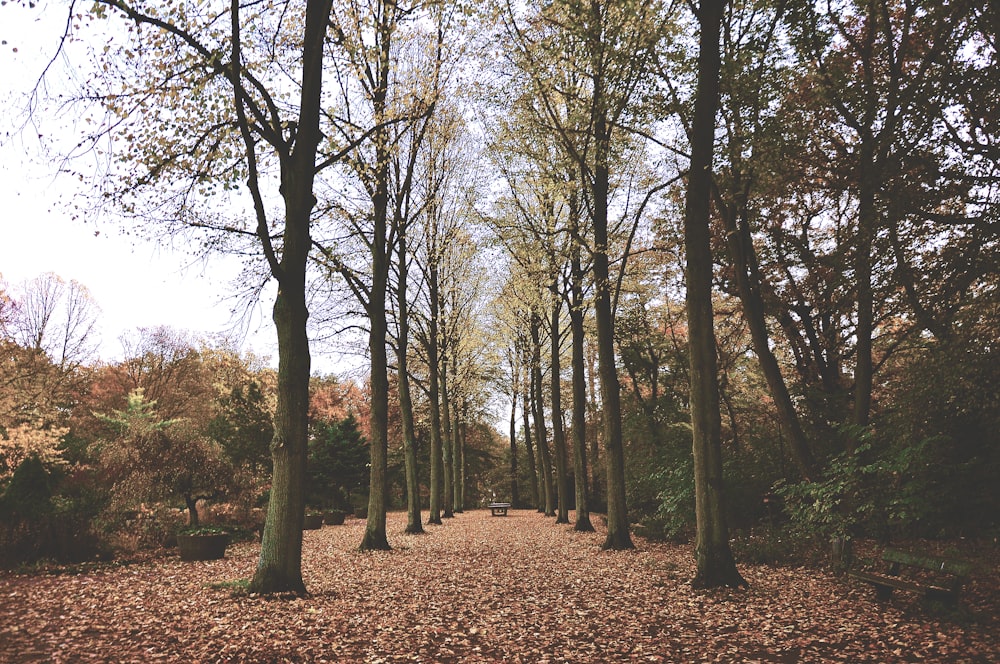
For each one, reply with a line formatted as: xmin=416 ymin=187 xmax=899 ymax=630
xmin=360 ymin=2 xmax=393 ymax=552
xmin=853 ymin=152 xmax=877 ymax=431
xmin=685 ymin=0 xmax=746 ymax=589
xmin=530 ymin=313 xmax=555 ymax=517
xmin=550 ymin=292 xmax=570 ymax=524
xmin=249 ymin=0 xmax=329 ymax=596
xmin=251 ymin=272 xmax=310 ymax=594
xmin=592 ymin=108 xmax=632 ymax=550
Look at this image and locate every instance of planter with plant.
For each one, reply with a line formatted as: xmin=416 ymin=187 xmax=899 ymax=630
xmin=323 ymin=510 xmax=346 ymax=526
xmin=176 ymin=526 xmax=230 ymax=561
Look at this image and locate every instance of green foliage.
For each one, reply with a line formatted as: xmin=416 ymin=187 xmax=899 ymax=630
xmin=96 ymin=389 xmax=236 ymax=526
xmin=0 ymin=455 xmax=55 ymax=520
xmin=777 ymin=430 xmax=954 ymax=542
xmin=307 ymin=414 xmax=368 ymax=511
xmin=207 ymin=381 xmax=273 ymax=473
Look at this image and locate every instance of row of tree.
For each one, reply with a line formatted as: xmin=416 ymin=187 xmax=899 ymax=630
xmin=15 ymin=0 xmax=998 ymax=592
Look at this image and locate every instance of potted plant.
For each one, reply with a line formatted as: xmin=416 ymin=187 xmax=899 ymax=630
xmin=323 ymin=509 xmax=346 ymax=526
xmin=303 ymin=512 xmax=323 ymax=530
xmin=177 ymin=525 xmax=230 ymax=561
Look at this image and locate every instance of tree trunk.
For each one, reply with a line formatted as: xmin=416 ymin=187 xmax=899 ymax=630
xmin=360 ymin=0 xmax=393 ymax=552
xmin=530 ymin=312 xmax=555 ymax=517
xmin=592 ymin=107 xmax=632 ymax=550
xmin=184 ymin=494 xmax=199 ymax=528
xmin=684 ymin=0 xmax=746 ymax=589
xmin=550 ymin=291 xmax=570 ymax=524
xmin=720 ymin=196 xmax=814 ymax=481
xmin=451 ymin=399 xmax=463 ymax=513
xmin=249 ymin=0 xmax=329 ymax=596
xmin=251 ymin=265 xmax=311 ymax=594
xmin=457 ymin=405 xmax=467 ymax=512
xmin=426 ymin=227 xmax=444 ymax=525
xmin=440 ymin=353 xmax=455 ymax=518
xmin=396 ymin=233 xmax=424 ymax=534
xmin=521 ymin=381 xmax=541 ymax=510
xmin=509 ymin=391 xmax=521 ymax=508
xmin=569 ymin=235 xmax=594 ymax=532
xmin=853 ymin=150 xmax=877 ymax=431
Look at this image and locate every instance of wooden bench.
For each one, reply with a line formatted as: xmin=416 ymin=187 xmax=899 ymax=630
xmin=848 ymin=547 xmax=972 ymax=604
xmin=488 ymin=502 xmax=511 ymax=516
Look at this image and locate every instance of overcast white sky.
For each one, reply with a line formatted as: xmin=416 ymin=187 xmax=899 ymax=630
xmin=0 ymin=3 xmax=283 ymax=368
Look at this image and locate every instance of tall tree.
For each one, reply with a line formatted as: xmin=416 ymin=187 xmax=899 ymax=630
xmin=503 ymin=0 xmax=663 ymax=549
xmin=683 ymin=0 xmax=747 ymax=589
xmin=52 ymin=0 xmax=342 ymax=593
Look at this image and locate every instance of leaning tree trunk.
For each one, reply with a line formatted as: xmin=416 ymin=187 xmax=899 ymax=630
xmin=721 ymin=194 xmax=814 ymax=481
xmin=184 ymin=494 xmax=200 ymax=528
xmin=684 ymin=0 xmax=746 ymax=589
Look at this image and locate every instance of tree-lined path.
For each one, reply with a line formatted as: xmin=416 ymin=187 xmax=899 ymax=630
xmin=2 ymin=510 xmax=997 ymax=662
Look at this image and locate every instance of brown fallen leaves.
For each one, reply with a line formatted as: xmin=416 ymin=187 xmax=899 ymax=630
xmin=1 ymin=511 xmax=997 ymax=663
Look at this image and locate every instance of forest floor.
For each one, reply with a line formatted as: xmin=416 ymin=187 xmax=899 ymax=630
xmin=1 ymin=510 xmax=998 ymax=663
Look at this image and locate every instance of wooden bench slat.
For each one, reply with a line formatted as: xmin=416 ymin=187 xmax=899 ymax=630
xmin=849 ymin=547 xmax=970 ymax=604
xmin=881 ymin=548 xmax=973 ymax=576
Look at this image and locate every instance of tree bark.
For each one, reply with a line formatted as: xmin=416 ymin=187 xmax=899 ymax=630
xmin=396 ymin=232 xmax=424 ymax=534
xmin=521 ymin=380 xmax=541 ymax=510
xmin=853 ymin=149 xmax=877 ymax=431
xmin=530 ymin=312 xmax=555 ymax=517
xmin=569 ymin=226 xmax=593 ymax=532
xmin=684 ymin=0 xmax=746 ymax=589
xmin=440 ymin=351 xmax=455 ymax=519
xmin=550 ymin=291 xmax=570 ymax=524
xmin=249 ymin=0 xmax=329 ymax=595
xmin=592 ymin=106 xmax=632 ymax=550
xmin=720 ymin=193 xmax=814 ymax=481
xmin=359 ymin=0 xmax=394 ymax=553
xmin=426 ymin=218 xmax=444 ymax=525
xmin=509 ymin=390 xmax=521 ymax=507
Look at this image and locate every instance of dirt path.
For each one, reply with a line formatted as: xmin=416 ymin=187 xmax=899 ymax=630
xmin=1 ymin=510 xmax=997 ymax=662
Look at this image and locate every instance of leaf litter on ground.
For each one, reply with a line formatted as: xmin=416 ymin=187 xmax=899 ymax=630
xmin=1 ymin=510 xmax=997 ymax=662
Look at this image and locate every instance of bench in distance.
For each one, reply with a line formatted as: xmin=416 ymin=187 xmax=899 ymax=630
xmin=488 ymin=502 xmax=511 ymax=517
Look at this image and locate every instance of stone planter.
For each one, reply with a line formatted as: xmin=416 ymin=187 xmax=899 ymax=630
xmin=303 ymin=514 xmax=324 ymax=530
xmin=177 ymin=533 xmax=229 ymax=561
xmin=324 ymin=511 xmax=346 ymax=526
